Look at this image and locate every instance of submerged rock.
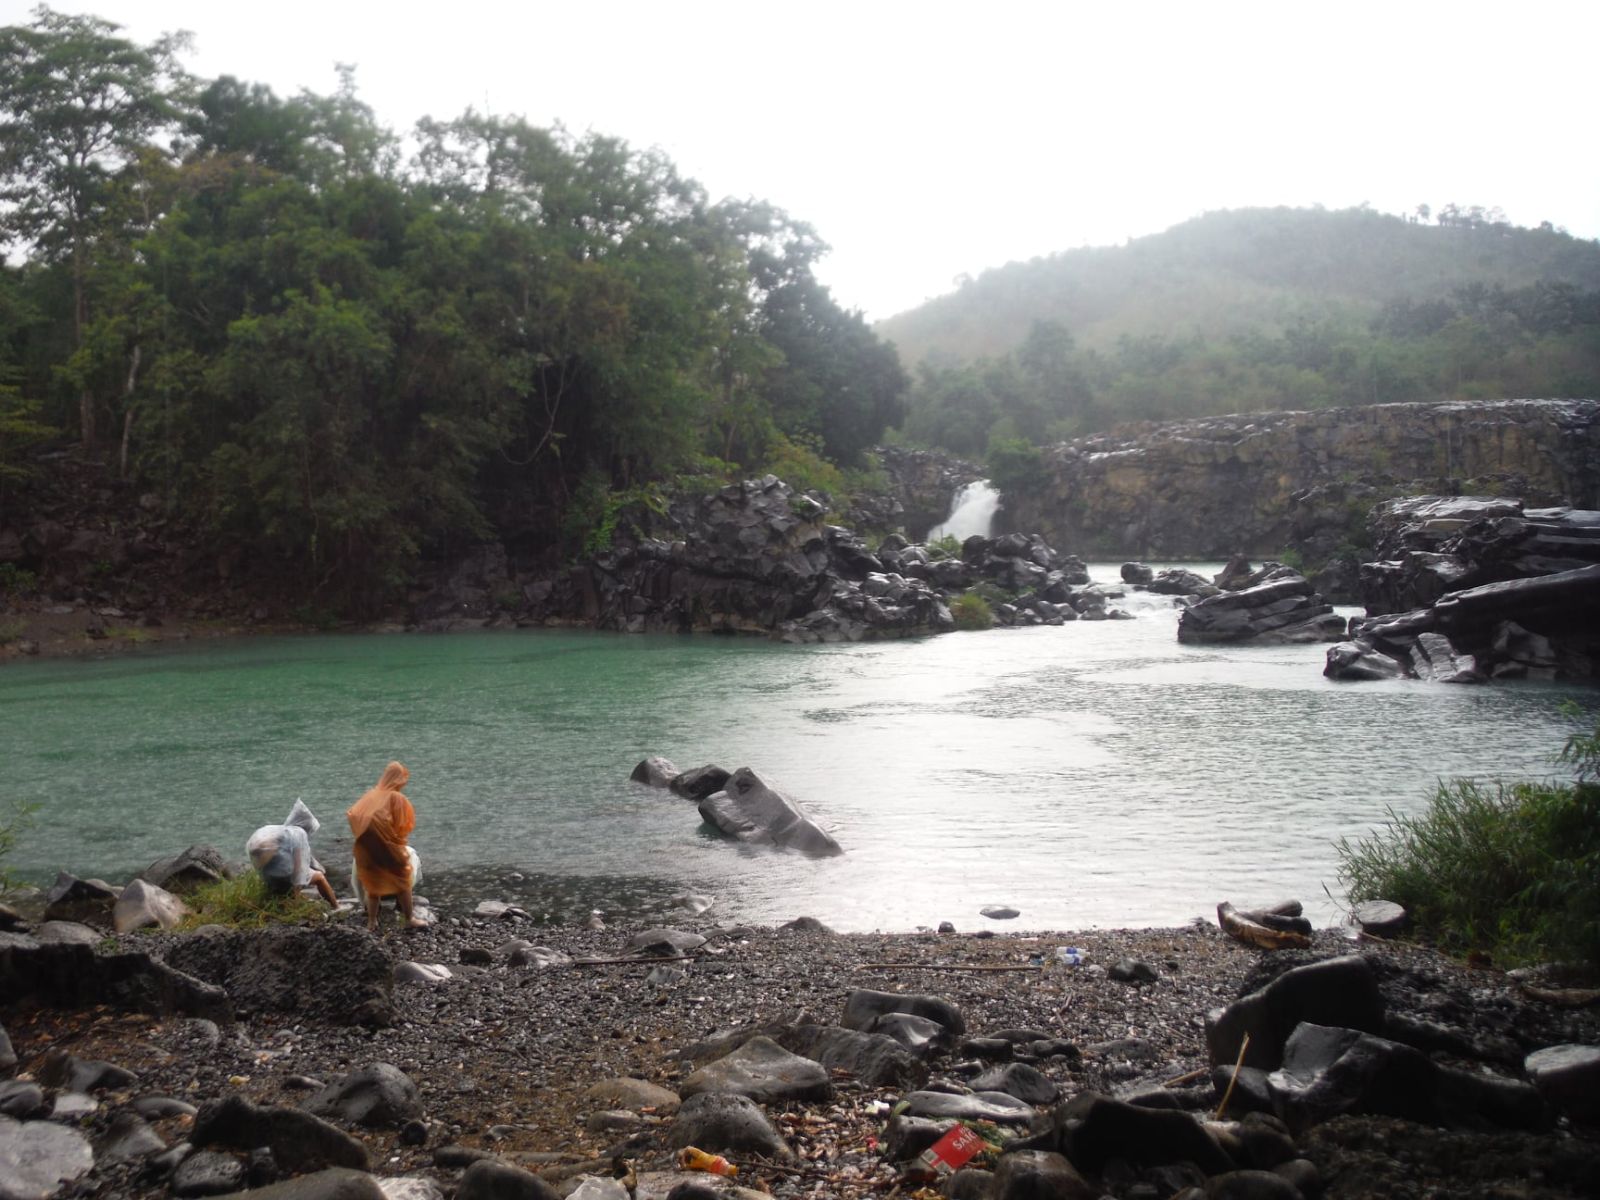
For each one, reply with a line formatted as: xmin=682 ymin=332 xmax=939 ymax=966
xmin=697 ymin=769 xmax=843 ymax=856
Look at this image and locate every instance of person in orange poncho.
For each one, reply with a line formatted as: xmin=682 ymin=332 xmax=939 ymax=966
xmin=347 ymin=761 xmax=426 ymax=933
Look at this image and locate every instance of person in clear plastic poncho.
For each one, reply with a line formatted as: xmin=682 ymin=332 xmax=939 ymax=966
xmin=246 ymin=799 xmax=338 ymax=905
xmin=347 ymin=760 xmax=427 ymax=933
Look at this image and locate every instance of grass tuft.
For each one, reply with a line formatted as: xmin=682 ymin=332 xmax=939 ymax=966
xmin=950 ymin=591 xmax=995 ymax=631
xmin=1337 ymin=715 xmax=1600 ymax=967
xmin=178 ymin=871 xmax=328 ymax=930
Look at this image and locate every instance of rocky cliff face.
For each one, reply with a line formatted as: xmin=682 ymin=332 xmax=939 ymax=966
xmin=867 ymin=446 xmax=984 ymax=540
xmin=1002 ymin=400 xmax=1600 ymax=560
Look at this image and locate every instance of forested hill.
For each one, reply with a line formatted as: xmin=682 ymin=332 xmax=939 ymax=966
xmin=878 ymin=207 xmax=1600 ymax=368
xmin=887 ymin=207 xmax=1600 ymax=460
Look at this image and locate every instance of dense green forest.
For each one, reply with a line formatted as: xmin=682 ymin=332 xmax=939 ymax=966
xmin=0 ymin=9 xmax=906 ymax=611
xmin=885 ymin=207 xmax=1600 ymax=459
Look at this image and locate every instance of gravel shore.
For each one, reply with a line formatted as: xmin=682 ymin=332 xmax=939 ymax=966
xmin=5 ymin=909 xmax=1599 ymax=1199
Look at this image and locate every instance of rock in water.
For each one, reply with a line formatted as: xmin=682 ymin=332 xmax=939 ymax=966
xmin=696 ymin=769 xmax=843 ymax=856
xmin=629 ymin=756 xmax=679 ymax=788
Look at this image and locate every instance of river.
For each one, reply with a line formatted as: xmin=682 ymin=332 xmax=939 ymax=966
xmin=2 ymin=566 xmax=1594 ymax=932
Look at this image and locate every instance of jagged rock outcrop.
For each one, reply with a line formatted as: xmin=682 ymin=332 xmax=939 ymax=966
xmin=1325 ymin=498 xmax=1600 ymax=681
xmin=502 ymin=476 xmax=955 ymax=643
xmin=1176 ymin=571 xmax=1345 ymax=645
xmin=868 ymin=446 xmax=985 ymax=539
xmin=1003 ymin=400 xmax=1600 ymax=559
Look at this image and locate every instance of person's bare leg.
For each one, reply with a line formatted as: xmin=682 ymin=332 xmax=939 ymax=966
xmin=311 ymin=871 xmax=337 ymax=906
xmin=397 ymin=887 xmax=427 ymax=929
xmin=364 ymin=893 xmax=381 ymax=934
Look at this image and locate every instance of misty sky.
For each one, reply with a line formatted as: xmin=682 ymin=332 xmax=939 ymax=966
xmin=7 ymin=0 xmax=1598 ymax=319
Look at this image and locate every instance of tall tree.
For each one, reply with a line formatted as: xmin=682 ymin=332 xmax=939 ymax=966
xmin=0 ymin=6 xmax=190 ymax=447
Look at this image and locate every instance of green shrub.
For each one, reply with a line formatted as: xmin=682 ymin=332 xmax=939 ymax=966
xmin=0 ymin=563 xmax=37 ymax=597
xmin=1336 ymin=717 xmax=1600 ymax=966
xmin=950 ymin=591 xmax=995 ymax=631
xmin=926 ymin=534 xmax=963 ymax=560
xmin=1277 ymin=547 xmax=1306 ymax=572
xmin=761 ymin=432 xmax=846 ymax=500
xmin=178 ymin=872 xmax=328 ymax=930
xmin=0 ymin=799 xmax=39 ymax=894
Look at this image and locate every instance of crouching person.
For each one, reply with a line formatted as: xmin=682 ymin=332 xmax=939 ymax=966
xmin=247 ymin=798 xmax=338 ymax=905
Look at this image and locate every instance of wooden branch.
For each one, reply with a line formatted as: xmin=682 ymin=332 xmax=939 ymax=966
xmin=569 ymin=954 xmax=693 ymax=967
xmin=854 ymin=963 xmax=1044 ymax=973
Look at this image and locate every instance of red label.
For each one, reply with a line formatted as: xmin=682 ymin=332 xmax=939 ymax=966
xmin=917 ymin=1124 xmax=986 ymax=1174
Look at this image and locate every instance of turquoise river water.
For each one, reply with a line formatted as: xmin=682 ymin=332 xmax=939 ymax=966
xmin=2 ymin=566 xmax=1595 ymax=932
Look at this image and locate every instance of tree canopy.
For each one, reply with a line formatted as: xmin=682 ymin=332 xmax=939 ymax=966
xmin=0 ymin=8 xmax=907 ymax=613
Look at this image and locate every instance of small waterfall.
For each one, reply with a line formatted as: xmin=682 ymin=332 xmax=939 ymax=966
xmin=927 ymin=479 xmax=1001 ymax=542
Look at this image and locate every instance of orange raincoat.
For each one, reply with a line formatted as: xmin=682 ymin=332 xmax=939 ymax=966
xmin=347 ymin=761 xmax=417 ymax=898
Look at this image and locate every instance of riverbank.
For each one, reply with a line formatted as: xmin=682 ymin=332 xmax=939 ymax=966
xmin=3 ymin=909 xmax=1598 ymax=1199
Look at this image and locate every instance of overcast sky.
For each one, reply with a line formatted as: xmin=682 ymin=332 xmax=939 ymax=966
xmin=7 ymin=0 xmax=1598 ymax=319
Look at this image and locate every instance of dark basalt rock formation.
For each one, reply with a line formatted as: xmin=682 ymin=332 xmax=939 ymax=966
xmin=697 ymin=769 xmax=843 ymax=856
xmin=1002 ymin=399 xmax=1600 ymax=559
xmin=1325 ymin=498 xmax=1600 ymax=681
xmin=865 ymin=445 xmax=985 ymax=539
xmin=1176 ymin=570 xmax=1345 ymax=645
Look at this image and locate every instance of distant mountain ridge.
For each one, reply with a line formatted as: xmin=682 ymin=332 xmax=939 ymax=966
xmin=877 ymin=207 xmax=1600 ymax=369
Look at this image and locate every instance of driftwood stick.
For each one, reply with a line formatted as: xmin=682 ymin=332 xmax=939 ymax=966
xmin=854 ymin=963 xmax=1045 ymax=973
xmin=1214 ymin=1032 xmax=1252 ymax=1120
xmin=570 ymin=954 xmax=694 ymax=967
xmin=1162 ymin=1067 xmax=1208 ymax=1088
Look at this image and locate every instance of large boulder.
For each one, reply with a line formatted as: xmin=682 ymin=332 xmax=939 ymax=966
xmin=41 ymin=873 xmax=119 ymax=927
xmin=0 ymin=1116 xmax=95 ymax=1200
xmin=679 ymin=1036 xmax=833 ymax=1104
xmin=164 ymin=926 xmax=392 ymax=1026
xmin=1205 ymin=956 xmax=1385 ymax=1071
xmin=140 ymin=845 xmax=234 ymax=893
xmin=0 ymin=938 xmax=231 ymax=1022
xmin=305 ymin=1063 xmax=423 ymax=1128
xmin=1177 ymin=572 xmax=1345 ymax=645
xmin=113 ymin=879 xmax=190 ymax=933
xmin=697 ymin=769 xmax=843 ymax=856
xmin=842 ymin=989 xmax=965 ymax=1037
xmin=193 ymin=1094 xmax=368 ymax=1171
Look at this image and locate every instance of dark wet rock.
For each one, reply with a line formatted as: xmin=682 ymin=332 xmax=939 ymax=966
xmin=140 ymin=845 xmax=234 ymax=894
xmin=1205 ymin=956 xmax=1385 ymax=1070
xmin=679 ymin=1035 xmax=833 ymax=1103
xmin=959 ymin=1037 xmax=1014 ymax=1061
xmin=41 ymin=872 xmax=119 ymax=927
xmin=1211 ymin=1066 xmax=1275 ymax=1116
xmin=903 ymin=1089 xmax=1035 ymax=1124
xmin=882 ymin=1114 xmax=957 ymax=1162
xmin=433 ymin=1145 xmax=495 ymax=1169
xmin=1227 ymin=1112 xmax=1298 ymax=1170
xmin=1267 ymin=1022 xmax=1548 ymax=1133
xmin=1322 ymin=641 xmax=1410 ymax=681
xmin=0 ymin=939 xmax=231 ymax=1022
xmin=942 ymin=1167 xmax=994 ymax=1200
xmin=583 ymin=1078 xmax=681 ymax=1115
xmin=697 ymin=769 xmax=843 ymax=856
xmin=172 ymin=1149 xmax=246 ymax=1197
xmin=970 ymin=1063 xmax=1058 ymax=1105
xmin=459 ymin=947 xmax=494 ymax=966
xmin=669 ymin=766 xmax=733 ymax=801
xmin=980 ymin=905 xmax=1020 ymax=920
xmin=192 ymin=1095 xmax=368 ymax=1171
xmin=937 ymin=921 xmax=956 ymax=934
xmin=624 ymin=928 xmax=707 ymax=957
xmin=112 ymin=878 xmax=190 ymax=933
xmin=1121 ymin=562 xmax=1154 ymax=585
xmin=164 ymin=925 xmax=390 ymax=1026
xmin=0 ymin=1081 xmax=45 ymax=1119
xmin=843 ymin=989 xmax=965 ymax=1037
xmin=1350 ymin=901 xmax=1407 ymax=938
xmin=1202 ymin=1170 xmax=1302 ymax=1199
xmin=1524 ymin=1044 xmax=1600 ymax=1125
xmin=305 ymin=1063 xmax=422 ymax=1128
xmin=1035 ymin=1093 xmax=1237 ymax=1177
xmin=1407 ymin=631 xmax=1480 ymax=683
xmin=1177 ymin=573 xmax=1344 ymax=645
xmin=30 ymin=921 xmax=98 ymax=946
xmin=1147 ymin=569 xmax=1216 ymax=597
xmin=988 ymin=1149 xmax=1096 ymax=1199
xmin=474 ymin=901 xmax=531 ymax=921
xmin=131 ymin=1096 xmax=197 ymax=1119
xmin=630 ymin=757 xmax=679 ymax=788
xmin=866 ymin=1012 xmax=948 ymax=1057
xmin=1110 ymin=959 xmax=1160 ymax=984
xmin=0 ymin=1114 xmax=94 ymax=1198
xmin=773 ymin=1024 xmax=930 ymax=1089
xmin=216 ymin=1168 xmax=387 ymax=1200
xmin=95 ymin=1109 xmax=167 ymax=1164
xmin=666 ymin=1091 xmax=791 ymax=1158
xmin=37 ymin=1050 xmax=136 ymax=1092
xmin=0 ymin=904 xmax=25 ymax=933
xmin=0 ymin=1021 xmax=12 ymax=1076
xmin=778 ymin=916 xmax=833 ymax=933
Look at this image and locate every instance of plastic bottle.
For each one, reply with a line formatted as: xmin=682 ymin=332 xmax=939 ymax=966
xmin=677 ymin=1146 xmax=738 ymax=1176
xmin=1055 ymin=946 xmax=1086 ymax=966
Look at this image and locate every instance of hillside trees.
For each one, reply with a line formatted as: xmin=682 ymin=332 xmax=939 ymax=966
xmin=0 ymin=12 xmax=908 ymax=612
xmin=0 ymin=6 xmax=192 ymax=448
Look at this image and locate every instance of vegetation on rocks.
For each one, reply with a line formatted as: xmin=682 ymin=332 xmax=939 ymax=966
xmin=950 ymin=590 xmax=994 ymax=631
xmin=177 ymin=871 xmax=327 ymax=930
xmin=0 ymin=798 xmax=37 ymax=892
xmin=1337 ymin=715 xmax=1600 ymax=967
